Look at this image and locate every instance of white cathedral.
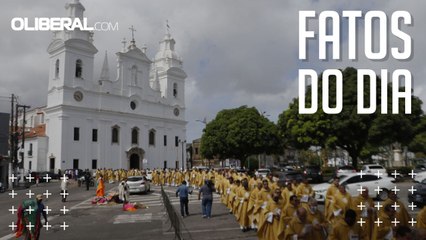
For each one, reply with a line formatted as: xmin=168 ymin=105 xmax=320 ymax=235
xmin=20 ymin=0 xmax=187 ymax=173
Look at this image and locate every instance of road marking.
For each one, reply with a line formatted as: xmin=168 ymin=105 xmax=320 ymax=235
xmin=163 ymin=227 xmax=241 ymax=234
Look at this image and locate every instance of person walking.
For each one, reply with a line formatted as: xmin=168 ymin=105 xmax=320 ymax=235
xmin=60 ymin=175 xmax=69 ymax=202
xmin=96 ymin=174 xmax=105 ymax=197
xmin=118 ymin=178 xmax=130 ymax=203
xmin=84 ymin=171 xmax=91 ymax=191
xmin=15 ymin=194 xmax=48 ymax=240
xmin=176 ymin=180 xmax=191 ymax=217
xmin=198 ymin=179 xmax=214 ymax=219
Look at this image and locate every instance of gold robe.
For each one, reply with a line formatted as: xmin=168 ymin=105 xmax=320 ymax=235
xmin=417 ymin=206 xmax=426 ymax=229
xmin=329 ymin=218 xmax=365 ymax=240
xmin=382 ymin=198 xmax=410 ymax=227
xmin=371 ymin=210 xmax=393 ymax=240
xmin=351 ymin=195 xmax=375 ymax=240
xmin=283 ymin=214 xmax=314 ymax=240
xmin=257 ymin=198 xmax=285 ymax=240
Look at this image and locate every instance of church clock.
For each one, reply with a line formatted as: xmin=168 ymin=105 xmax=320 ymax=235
xmin=173 ymin=108 xmax=180 ymax=116
xmin=73 ymin=91 xmax=83 ymax=102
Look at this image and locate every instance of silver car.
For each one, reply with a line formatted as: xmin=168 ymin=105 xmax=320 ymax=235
xmin=127 ymin=176 xmax=151 ymax=194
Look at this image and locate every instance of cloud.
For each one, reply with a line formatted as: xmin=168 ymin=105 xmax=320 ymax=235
xmin=0 ymin=0 xmax=424 ymax=142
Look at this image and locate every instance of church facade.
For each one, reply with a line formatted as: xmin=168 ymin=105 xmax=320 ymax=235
xmin=22 ymin=0 xmax=187 ymax=172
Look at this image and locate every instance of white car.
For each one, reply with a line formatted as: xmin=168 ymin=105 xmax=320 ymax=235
xmin=313 ymin=173 xmax=395 ymax=202
xmin=414 ymin=171 xmax=426 ymax=183
xmin=361 ymin=164 xmax=387 ymax=176
xmin=255 ymin=169 xmax=271 ymax=178
xmin=127 ymin=176 xmax=151 ymax=194
xmin=336 ymin=165 xmax=356 ymax=177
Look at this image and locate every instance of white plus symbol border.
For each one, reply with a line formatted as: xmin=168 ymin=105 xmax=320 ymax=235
xmin=60 ymin=206 xmax=70 ymax=215
xmin=9 ymin=222 xmax=17 ymax=231
xmin=8 ymin=206 xmax=18 ymax=215
xmin=60 ymin=222 xmax=69 ymax=230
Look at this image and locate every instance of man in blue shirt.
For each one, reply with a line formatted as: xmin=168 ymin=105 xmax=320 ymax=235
xmin=176 ymin=180 xmax=190 ymax=217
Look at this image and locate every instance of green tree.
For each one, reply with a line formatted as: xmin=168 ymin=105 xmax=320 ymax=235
xmin=200 ymin=106 xmax=281 ymax=166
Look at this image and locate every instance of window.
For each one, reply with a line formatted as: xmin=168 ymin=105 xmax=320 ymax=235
xmin=112 ymin=126 xmax=119 ymax=143
xmin=75 ymin=59 xmax=82 ymax=78
xmin=73 ymin=159 xmax=79 ymax=169
xmin=149 ymin=129 xmax=156 ymax=146
xmin=92 ymin=129 xmax=98 ymax=142
xmin=195 ymin=147 xmax=198 ymax=155
xmin=92 ymin=159 xmax=97 ymax=170
xmin=345 ymin=176 xmax=361 ymax=184
xmin=28 ymin=143 xmax=33 ymax=156
xmin=173 ymin=83 xmax=178 ymax=97
xmin=29 ymin=161 xmax=32 ymax=170
xmin=131 ymin=65 xmax=137 ymax=86
xmin=164 ymin=135 xmax=167 ymax=146
xmin=175 ymin=136 xmax=179 ymax=147
xmin=74 ymin=127 xmax=80 ymax=141
xmin=132 ymin=128 xmax=139 ymax=145
xmin=164 ymin=160 xmax=167 ymax=169
xmin=55 ymin=59 xmax=59 ymax=78
xmin=362 ymin=175 xmax=379 ymax=182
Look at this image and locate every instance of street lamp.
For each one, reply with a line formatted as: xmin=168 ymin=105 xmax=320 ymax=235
xmin=179 ymin=139 xmax=186 ymax=170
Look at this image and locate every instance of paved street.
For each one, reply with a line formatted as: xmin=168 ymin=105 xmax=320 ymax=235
xmin=0 ymin=180 xmax=421 ymax=240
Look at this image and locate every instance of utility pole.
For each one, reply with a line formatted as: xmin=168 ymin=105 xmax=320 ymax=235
xmin=8 ymin=94 xmax=14 ymax=189
xmin=17 ymin=104 xmax=30 ymax=172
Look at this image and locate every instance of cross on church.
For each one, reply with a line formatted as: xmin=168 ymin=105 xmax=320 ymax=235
xmin=121 ymin=38 xmax=127 ymax=51
xmin=129 ymin=25 xmax=136 ymax=41
xmin=357 ymin=218 xmax=365 ymax=226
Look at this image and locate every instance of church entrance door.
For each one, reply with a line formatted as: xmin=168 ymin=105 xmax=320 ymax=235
xmin=130 ymin=154 xmax=140 ymax=169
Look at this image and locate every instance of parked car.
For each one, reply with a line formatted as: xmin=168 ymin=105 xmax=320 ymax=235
xmin=303 ymin=165 xmax=323 ymax=183
xmin=415 ymin=164 xmax=426 ymax=173
xmin=31 ymin=171 xmax=60 ymax=182
xmin=127 ymin=176 xmax=151 ymax=194
xmin=408 ymin=178 xmax=426 ymax=207
xmin=313 ymin=173 xmax=395 ymax=203
xmin=276 ymin=171 xmax=304 ymax=187
xmin=414 ymin=171 xmax=426 ymax=183
xmin=361 ymin=164 xmax=387 ymax=176
xmin=0 ymin=182 xmax=5 ymax=193
xmin=336 ymin=165 xmax=356 ymax=177
xmin=255 ymin=169 xmax=271 ymax=178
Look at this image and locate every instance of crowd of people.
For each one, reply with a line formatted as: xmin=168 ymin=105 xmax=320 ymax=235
xmin=146 ymin=168 xmax=426 ymax=240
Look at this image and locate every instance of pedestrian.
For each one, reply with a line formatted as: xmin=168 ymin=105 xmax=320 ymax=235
xmin=198 ymin=179 xmax=214 ymax=219
xmin=60 ymin=175 xmax=69 ymax=202
xmin=96 ymin=174 xmax=105 ymax=197
xmin=176 ymin=180 xmax=190 ymax=217
xmin=118 ymin=178 xmax=129 ymax=203
xmin=84 ymin=171 xmax=91 ymax=191
xmin=15 ymin=194 xmax=48 ymax=240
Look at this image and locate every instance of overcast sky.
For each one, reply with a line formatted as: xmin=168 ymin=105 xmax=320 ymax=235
xmin=0 ymin=0 xmax=425 ymax=141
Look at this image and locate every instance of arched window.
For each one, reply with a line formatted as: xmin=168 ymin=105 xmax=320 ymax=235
xmin=149 ymin=129 xmax=156 ymax=146
xmin=55 ymin=59 xmax=60 ymax=78
xmin=112 ymin=125 xmax=119 ymax=144
xmin=173 ymin=83 xmax=178 ymax=98
xmin=131 ymin=127 xmax=139 ymax=145
xmin=75 ymin=59 xmax=82 ymax=78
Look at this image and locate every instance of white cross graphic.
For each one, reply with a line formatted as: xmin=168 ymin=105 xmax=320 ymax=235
xmin=43 ymin=222 xmax=52 ymax=230
xmin=9 ymin=190 xmax=17 ymax=198
xmin=9 ymin=222 xmax=17 ymax=231
xmin=409 ymin=218 xmax=417 ymax=226
xmin=26 ymin=174 xmax=34 ymax=182
xmin=357 ymin=170 xmax=365 ymax=179
xmin=391 ymin=218 xmax=400 ymax=226
xmin=375 ymin=218 xmax=383 ymax=226
xmin=357 ymin=186 xmax=366 ymax=195
xmin=391 ymin=170 xmax=400 ymax=179
xmin=9 ymin=206 xmax=18 ymax=214
xmin=357 ymin=218 xmax=366 ymax=226
xmin=408 ymin=186 xmax=417 ymax=195
xmin=409 ymin=202 xmax=417 ymax=211
xmin=26 ymin=206 xmax=35 ymax=214
xmin=391 ymin=186 xmax=400 ymax=195
xmin=374 ymin=186 xmax=383 ymax=195
xmin=391 ymin=202 xmax=400 ymax=211
xmin=9 ymin=174 xmax=18 ymax=182
xmin=26 ymin=222 xmax=34 ymax=230
xmin=43 ymin=206 xmax=52 ymax=215
xmin=43 ymin=190 xmax=52 ymax=198
xmin=375 ymin=170 xmax=383 ymax=178
xmin=375 ymin=202 xmax=383 ymax=211
xmin=61 ymin=174 xmax=68 ymax=182
xmin=26 ymin=190 xmax=35 ymax=198
xmin=60 ymin=222 xmax=69 ymax=230
xmin=409 ymin=170 xmax=417 ymax=179
xmin=357 ymin=202 xmax=366 ymax=211
xmin=60 ymin=190 xmax=69 ymax=198
xmin=60 ymin=206 xmax=70 ymax=215
xmin=43 ymin=174 xmax=52 ymax=183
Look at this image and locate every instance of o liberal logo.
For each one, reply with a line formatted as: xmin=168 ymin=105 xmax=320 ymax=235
xmin=11 ymin=17 xmax=93 ymax=31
